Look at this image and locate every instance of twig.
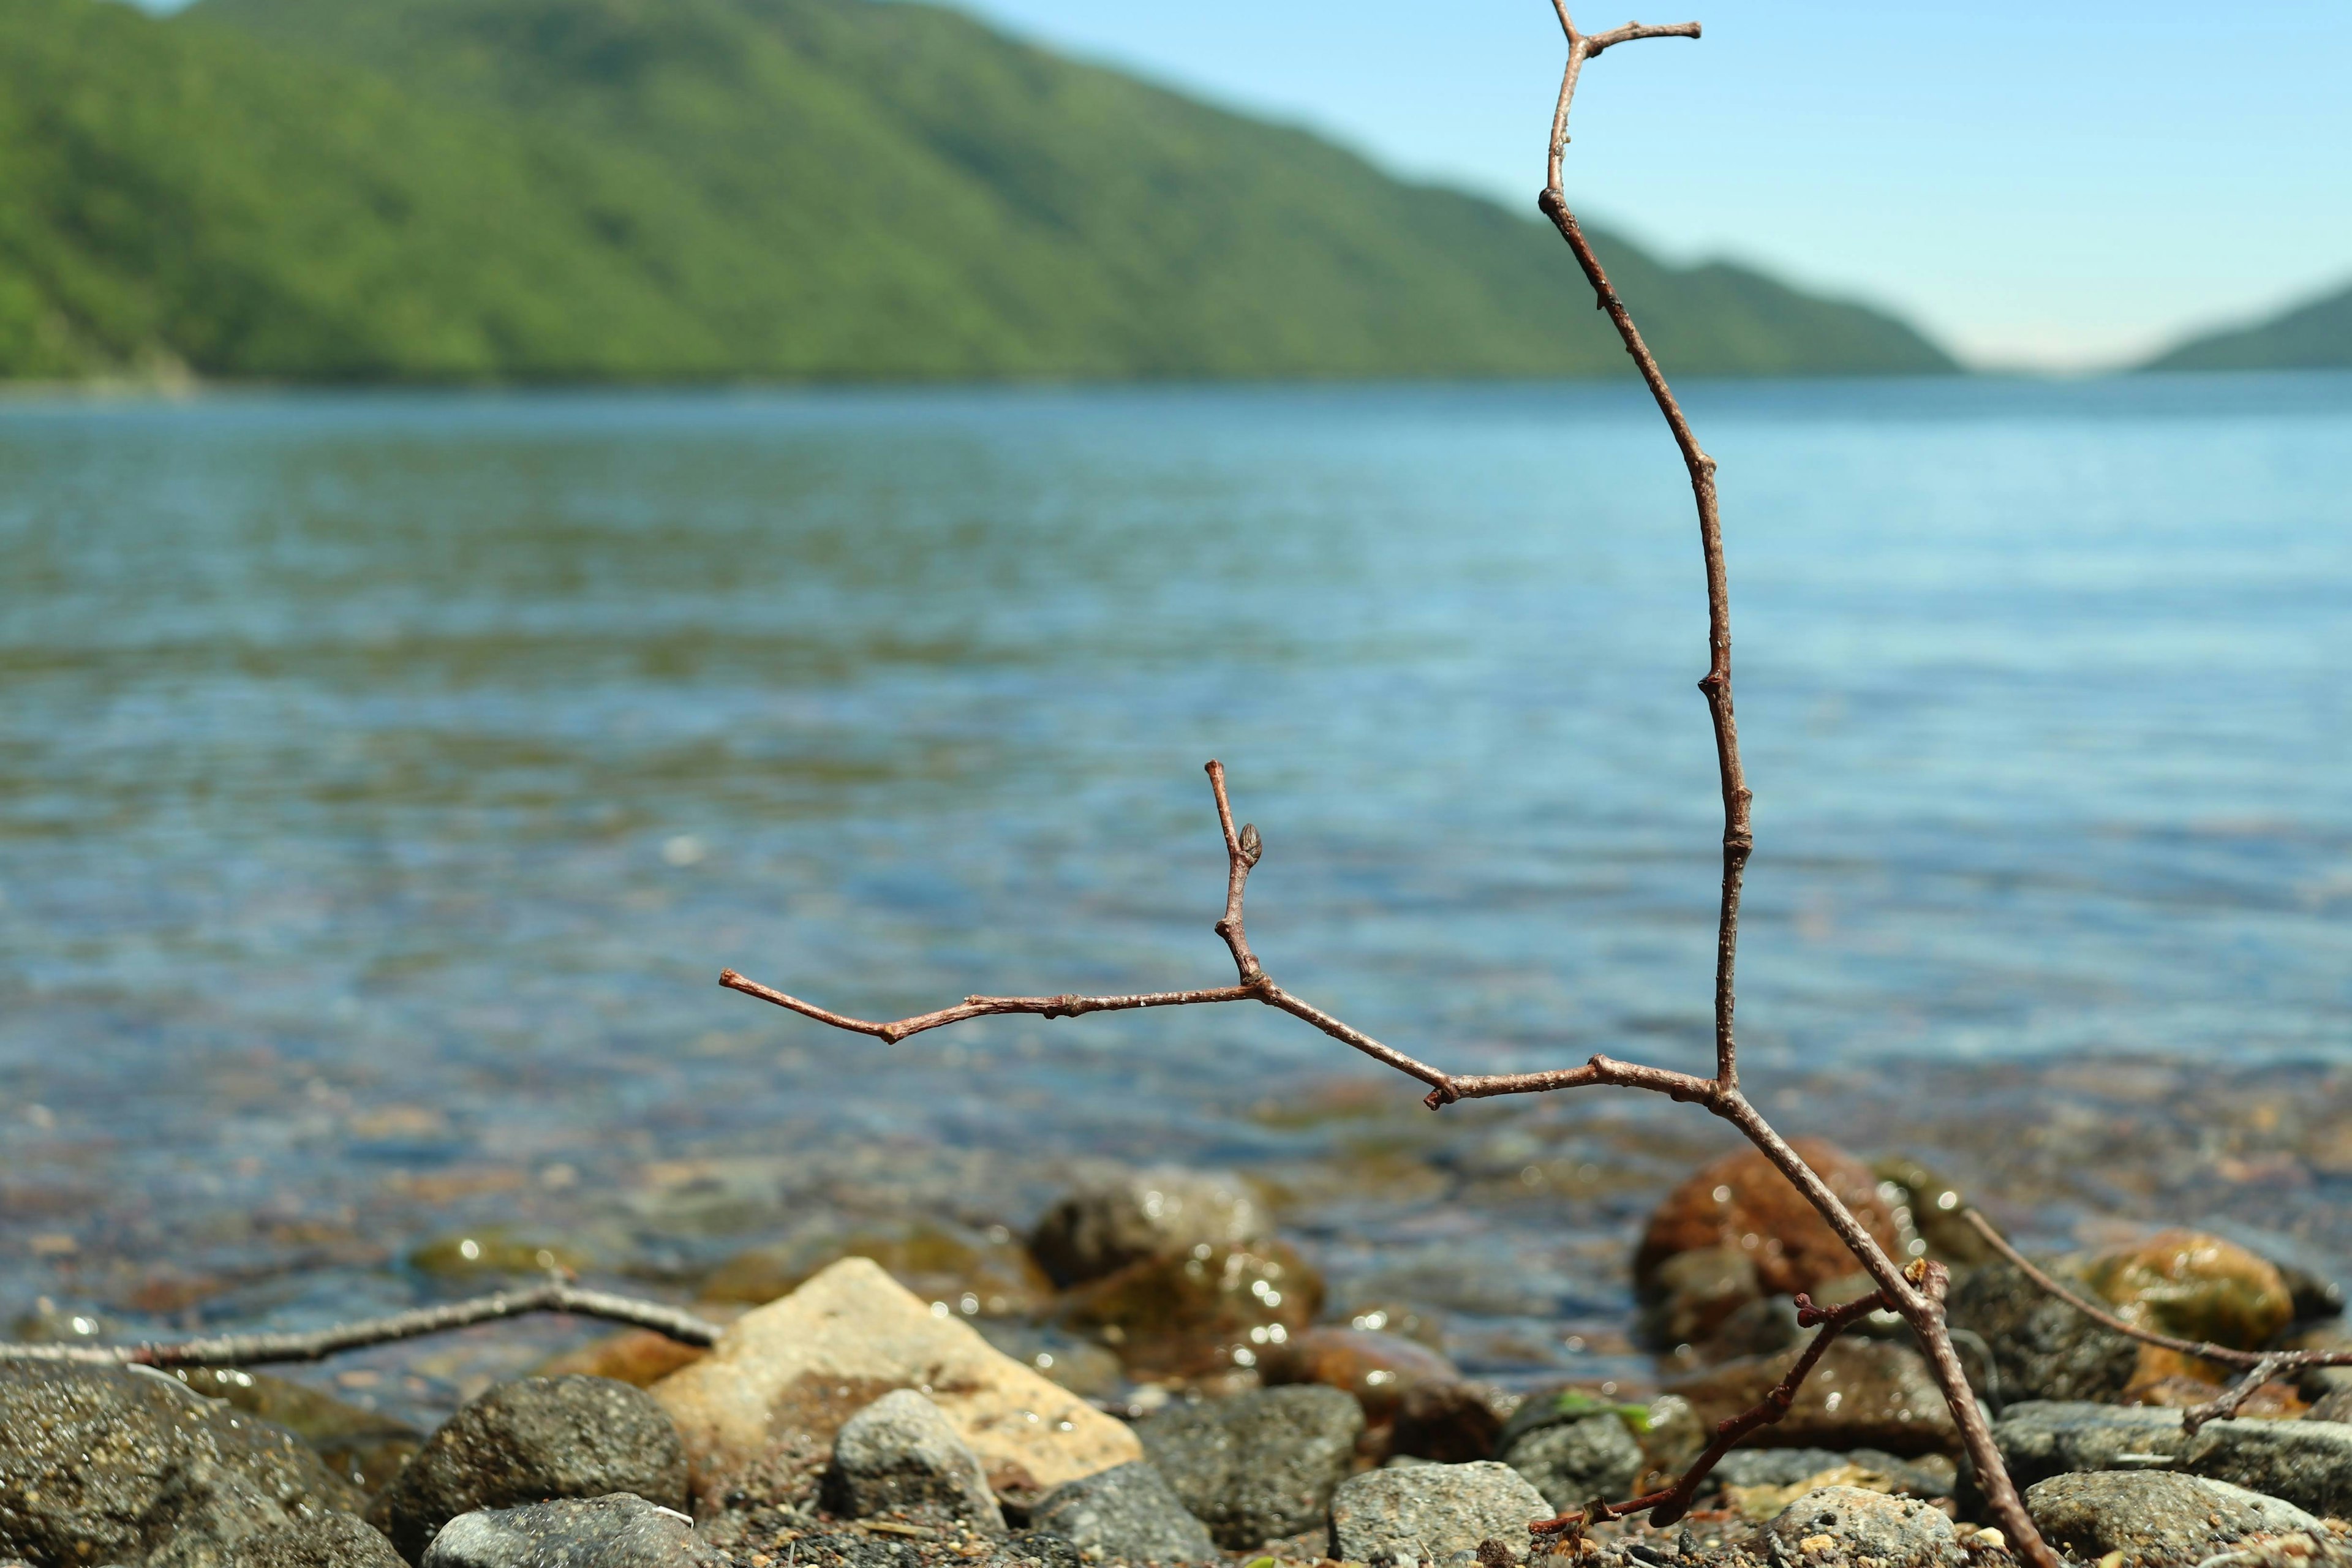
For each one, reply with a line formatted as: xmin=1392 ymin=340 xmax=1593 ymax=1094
xmin=1962 ymin=1209 xmax=2352 ymax=1433
xmin=0 ymin=1282 xmax=720 ymax=1368
xmin=721 ymin=11 xmax=2054 ymax=1566
xmin=1534 ymin=1268 xmax=1932 ymax=1535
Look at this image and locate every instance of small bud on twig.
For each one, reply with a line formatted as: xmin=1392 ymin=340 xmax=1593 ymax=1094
xmin=1238 ymin=823 xmax=1263 ymax=867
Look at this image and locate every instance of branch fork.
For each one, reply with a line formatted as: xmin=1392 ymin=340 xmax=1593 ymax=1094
xmin=717 ymin=10 xmax=2056 ymax=1561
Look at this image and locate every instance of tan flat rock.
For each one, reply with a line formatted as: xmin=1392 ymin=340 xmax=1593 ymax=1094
xmin=651 ymin=1256 xmax=1140 ymax=1497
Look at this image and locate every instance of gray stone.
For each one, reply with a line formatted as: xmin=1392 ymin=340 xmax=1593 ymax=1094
xmin=2183 ymin=1417 xmax=2352 ymax=1520
xmin=1758 ymin=1486 xmax=1961 ymax=1568
xmin=1498 ymin=1415 xmax=1642 ymax=1513
xmin=371 ymin=1376 xmax=687 ymax=1562
xmin=1988 ymin=1401 xmax=2352 ymax=1520
xmin=825 ymin=1390 xmax=1004 ymax=1533
xmin=420 ymin=1495 xmax=719 ymax=1568
xmin=1329 ymin=1462 xmax=1553 ymax=1568
xmin=1945 ymin=1258 xmax=2138 ymax=1404
xmin=1028 ymin=1167 xmax=1268 ymax=1288
xmin=1028 ymin=1462 xmax=1216 ymax=1564
xmin=2309 ymin=1388 xmax=2352 ymax=1424
xmin=0 ymin=1363 xmax=361 ymax=1568
xmin=2024 ymin=1472 xmax=2325 ymax=1568
xmin=1135 ymin=1385 xmax=1364 ymax=1550
xmin=1712 ymin=1449 xmax=1955 ymax=1499
xmin=222 ymin=1514 xmax=406 ymax=1568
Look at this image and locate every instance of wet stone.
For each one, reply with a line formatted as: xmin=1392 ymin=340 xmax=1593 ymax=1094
xmin=2082 ymin=1231 xmax=2296 ymax=1395
xmin=825 ymin=1390 xmax=1005 ymax=1534
xmin=1027 ymin=1461 xmax=1217 ymax=1564
xmin=2024 ymin=1471 xmax=2324 ymax=1568
xmin=1711 ymin=1449 xmax=1954 ymax=1500
xmin=1392 ymin=1381 xmax=1523 ymax=1465
xmin=1947 ymin=1259 xmax=2139 ymax=1405
xmin=370 ymin=1376 xmax=688 ymax=1563
xmin=1050 ymin=1240 xmax=1322 ymax=1382
xmin=1635 ymin=1141 xmax=1909 ymax=1303
xmin=169 ymin=1368 xmax=423 ymax=1497
xmin=1134 ymin=1384 xmax=1365 ymax=1550
xmin=221 ymin=1513 xmax=406 ymax=1568
xmin=1640 ymin=1248 xmax=1766 ymax=1352
xmin=1330 ymin=1461 xmax=1553 ymax=1568
xmin=419 ymin=1494 xmax=720 ymax=1568
xmin=532 ymin=1329 xmax=711 ymax=1391
xmin=1258 ymin=1326 xmax=1460 ymax=1423
xmin=1757 ymin=1485 xmax=1962 ymax=1568
xmin=1985 ymin=1401 xmax=2352 ymax=1520
xmin=0 ymin=1363 xmax=361 ymax=1568
xmin=1028 ymin=1167 xmax=1268 ymax=1288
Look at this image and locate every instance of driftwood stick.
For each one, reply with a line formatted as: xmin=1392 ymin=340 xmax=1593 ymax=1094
xmin=0 ymin=1282 xmax=721 ymax=1369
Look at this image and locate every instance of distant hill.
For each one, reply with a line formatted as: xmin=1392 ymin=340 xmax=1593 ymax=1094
xmin=2143 ymin=278 xmax=2352 ymax=372
xmin=0 ymin=0 xmax=1958 ymax=382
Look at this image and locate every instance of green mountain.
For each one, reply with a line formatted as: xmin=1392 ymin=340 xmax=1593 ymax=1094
xmin=2141 ymin=278 xmax=2352 ymax=372
xmin=0 ymin=0 xmax=1958 ymax=382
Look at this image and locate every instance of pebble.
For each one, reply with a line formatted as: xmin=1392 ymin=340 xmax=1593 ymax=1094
xmin=1135 ymin=1385 xmax=1364 ymax=1550
xmin=369 ymin=1375 xmax=688 ymax=1562
xmin=1257 ymin=1327 xmax=1460 ymax=1423
xmin=1028 ymin=1167 xmax=1268 ymax=1288
xmin=652 ymin=1257 xmax=1139 ymax=1507
xmin=2023 ymin=1471 xmax=2324 ymax=1568
xmin=0 ymin=1363 xmax=360 ymax=1568
xmin=420 ymin=1493 xmax=722 ymax=1568
xmin=1634 ymin=1140 xmax=1909 ymax=1304
xmin=1025 ymin=1461 xmax=1218 ymax=1564
xmin=1757 ymin=1485 xmax=1962 ymax=1568
xmin=826 ymin=1389 xmax=1006 ymax=1533
xmin=533 ymin=1329 xmax=713 ymax=1390
xmin=1329 ymin=1461 xmax=1553 ymax=1568
xmin=221 ymin=1513 xmax=407 ymax=1568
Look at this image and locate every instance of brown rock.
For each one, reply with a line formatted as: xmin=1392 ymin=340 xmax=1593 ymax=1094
xmin=698 ymin=1219 xmax=1051 ymax=1318
xmin=1634 ymin=1140 xmax=1907 ymax=1302
xmin=1390 ymin=1381 xmax=1522 ymax=1464
xmin=1257 ymin=1327 xmax=1459 ymax=1423
xmin=2082 ymin=1230 xmax=2296 ymax=1396
xmin=1030 ymin=1167 xmax=1269 ymax=1288
xmin=1052 ymin=1240 xmax=1323 ymax=1380
xmin=1666 ymin=1340 xmax=1958 ymax=1457
xmin=651 ymin=1256 xmax=1140 ymax=1505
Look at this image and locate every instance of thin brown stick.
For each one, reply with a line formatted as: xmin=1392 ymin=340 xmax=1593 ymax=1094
xmin=1962 ymin=1209 xmax=2352 ymax=1433
xmin=1536 ymin=1274 xmax=1917 ymax=1536
xmin=0 ymin=1282 xmax=720 ymax=1369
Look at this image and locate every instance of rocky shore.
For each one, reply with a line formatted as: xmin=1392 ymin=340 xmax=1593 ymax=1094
xmin=9 ymin=1150 xmax=2352 ymax=1568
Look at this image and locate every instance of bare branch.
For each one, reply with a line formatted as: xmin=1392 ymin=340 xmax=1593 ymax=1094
xmin=1534 ymin=1268 xmax=1934 ymax=1536
xmin=0 ymin=1282 xmax=721 ymax=1369
xmin=1962 ymin=1208 xmax=2352 ymax=1433
xmin=1544 ymin=7 xmax=1702 ymax=191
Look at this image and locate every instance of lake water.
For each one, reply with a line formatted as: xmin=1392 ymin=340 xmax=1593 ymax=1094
xmin=4 ymin=375 xmax=2350 ymax=1419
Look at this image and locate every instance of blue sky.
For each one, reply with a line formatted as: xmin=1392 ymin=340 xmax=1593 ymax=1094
xmin=948 ymin=1 xmax=2352 ymax=371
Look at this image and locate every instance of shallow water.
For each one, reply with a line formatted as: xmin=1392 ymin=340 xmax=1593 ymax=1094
xmin=4 ymin=375 xmax=2349 ymax=1423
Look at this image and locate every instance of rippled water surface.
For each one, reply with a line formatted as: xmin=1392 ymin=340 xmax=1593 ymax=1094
xmin=4 ymin=376 xmax=2349 ymax=1420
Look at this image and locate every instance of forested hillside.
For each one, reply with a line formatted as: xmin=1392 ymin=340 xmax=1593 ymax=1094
xmin=0 ymin=0 xmax=1959 ymax=381
xmin=2143 ymin=279 xmax=2352 ymax=372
